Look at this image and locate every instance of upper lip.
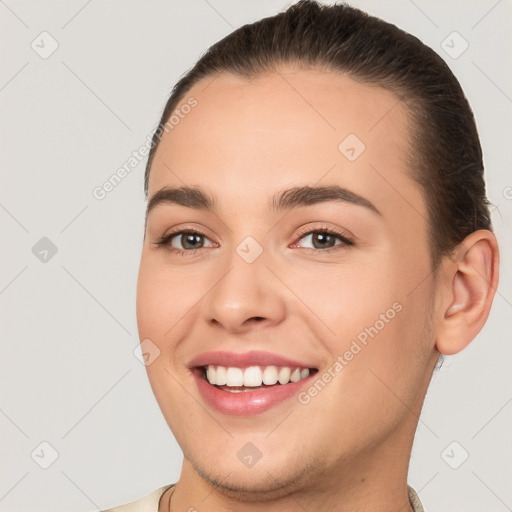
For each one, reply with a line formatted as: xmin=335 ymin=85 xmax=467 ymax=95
xmin=187 ymin=350 xmax=317 ymax=369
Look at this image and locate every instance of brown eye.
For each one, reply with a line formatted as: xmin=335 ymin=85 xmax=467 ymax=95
xmin=296 ymin=229 xmax=353 ymax=250
xmin=154 ymin=229 xmax=217 ymax=255
xmin=171 ymin=232 xmax=206 ymax=250
xmin=307 ymin=232 xmax=338 ymax=249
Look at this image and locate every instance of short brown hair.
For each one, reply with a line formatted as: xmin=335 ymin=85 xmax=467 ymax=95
xmin=144 ymin=0 xmax=492 ymax=267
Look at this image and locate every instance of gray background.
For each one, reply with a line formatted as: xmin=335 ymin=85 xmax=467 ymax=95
xmin=1 ymin=1 xmax=511 ymax=511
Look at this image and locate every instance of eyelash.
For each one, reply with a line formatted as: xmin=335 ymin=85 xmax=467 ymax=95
xmin=153 ymin=228 xmax=213 ymax=256
xmin=294 ymin=226 xmax=355 ymax=251
xmin=153 ymin=226 xmax=355 ymax=256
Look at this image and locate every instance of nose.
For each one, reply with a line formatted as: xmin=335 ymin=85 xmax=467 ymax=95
xmin=201 ymin=247 xmax=286 ymax=334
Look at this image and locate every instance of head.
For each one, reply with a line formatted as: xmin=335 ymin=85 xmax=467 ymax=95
xmin=136 ymin=0 xmax=498 ymax=500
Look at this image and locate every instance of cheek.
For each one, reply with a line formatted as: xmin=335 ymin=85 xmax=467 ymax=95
xmin=325 ymin=278 xmax=434 ymax=429
xmin=288 ymin=259 xmax=401 ymax=345
xmin=136 ymin=258 xmax=202 ymax=439
xmin=291 ymin=256 xmax=431 ymax=394
xmin=136 ymin=256 xmax=206 ymax=340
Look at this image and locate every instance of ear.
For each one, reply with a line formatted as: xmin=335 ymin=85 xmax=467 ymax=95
xmin=435 ymin=230 xmax=499 ymax=355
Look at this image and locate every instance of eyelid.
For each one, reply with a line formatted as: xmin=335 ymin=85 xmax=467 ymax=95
xmin=153 ymin=227 xmax=217 ymax=251
xmin=292 ymin=225 xmax=355 ymax=247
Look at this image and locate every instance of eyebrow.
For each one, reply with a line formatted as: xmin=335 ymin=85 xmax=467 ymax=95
xmin=272 ymin=185 xmax=380 ymax=215
xmin=146 ymin=184 xmax=381 ymax=217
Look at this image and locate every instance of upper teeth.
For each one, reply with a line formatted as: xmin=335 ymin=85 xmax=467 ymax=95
xmin=205 ymin=365 xmax=310 ymax=387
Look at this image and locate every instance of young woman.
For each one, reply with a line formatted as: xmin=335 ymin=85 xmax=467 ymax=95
xmin=108 ymin=1 xmax=499 ymax=510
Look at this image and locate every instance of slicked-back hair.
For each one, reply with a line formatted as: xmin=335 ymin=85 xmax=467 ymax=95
xmin=144 ymin=0 xmax=492 ymax=268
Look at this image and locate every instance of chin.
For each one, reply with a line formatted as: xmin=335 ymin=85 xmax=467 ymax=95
xmin=188 ymin=451 xmax=324 ymax=502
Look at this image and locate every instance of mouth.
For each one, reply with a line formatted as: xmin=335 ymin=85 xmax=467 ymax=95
xmin=189 ymin=362 xmax=319 ymax=415
xmin=197 ymin=364 xmax=318 ymax=392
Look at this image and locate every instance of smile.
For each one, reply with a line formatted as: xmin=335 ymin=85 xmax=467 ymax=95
xmin=186 ymin=351 xmax=319 ymax=415
xmin=203 ymin=364 xmax=313 ymax=390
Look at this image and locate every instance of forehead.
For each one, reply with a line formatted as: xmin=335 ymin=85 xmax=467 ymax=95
xmin=149 ymin=68 xmax=426 ymax=223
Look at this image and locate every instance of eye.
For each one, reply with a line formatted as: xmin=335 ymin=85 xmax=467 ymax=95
xmin=293 ymin=227 xmax=354 ymax=251
xmin=153 ymin=226 xmax=354 ymax=255
xmin=153 ymin=229 xmax=216 ymax=255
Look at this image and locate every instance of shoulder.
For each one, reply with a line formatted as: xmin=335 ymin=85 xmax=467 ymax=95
xmin=101 ymin=484 xmax=175 ymax=512
xmin=407 ymin=485 xmax=425 ymax=512
xmin=100 ymin=483 xmax=422 ymax=512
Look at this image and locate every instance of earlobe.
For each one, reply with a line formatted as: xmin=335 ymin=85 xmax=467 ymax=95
xmin=436 ymin=230 xmax=499 ymax=356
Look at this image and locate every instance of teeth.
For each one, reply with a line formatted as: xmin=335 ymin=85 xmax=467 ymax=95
xmin=290 ymin=368 xmax=301 ymax=383
xmin=215 ymin=365 xmax=227 ymax=386
xmin=278 ymin=367 xmax=291 ymax=384
xmin=226 ymin=367 xmax=244 ymax=386
xmin=262 ymin=365 xmax=278 ymax=385
xmin=243 ymin=366 xmax=263 ymax=387
xmin=207 ymin=365 xmax=216 ymax=385
xmin=204 ymin=364 xmax=312 ymax=387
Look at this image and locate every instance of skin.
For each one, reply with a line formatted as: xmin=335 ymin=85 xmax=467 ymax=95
xmin=136 ymin=68 xmax=499 ymax=512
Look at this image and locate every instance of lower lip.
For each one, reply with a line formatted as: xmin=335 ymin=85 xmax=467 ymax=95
xmin=191 ymin=368 xmax=316 ymax=416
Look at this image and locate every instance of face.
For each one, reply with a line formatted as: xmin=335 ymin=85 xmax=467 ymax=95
xmin=136 ymin=68 xmax=440 ymax=496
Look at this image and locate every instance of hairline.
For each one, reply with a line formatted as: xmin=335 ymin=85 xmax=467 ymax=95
xmin=144 ymin=67 xmax=446 ymax=268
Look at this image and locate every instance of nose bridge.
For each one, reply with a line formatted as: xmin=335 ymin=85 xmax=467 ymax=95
xmin=201 ymin=236 xmax=285 ymax=331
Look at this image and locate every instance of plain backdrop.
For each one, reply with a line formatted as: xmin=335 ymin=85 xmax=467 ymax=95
xmin=1 ymin=1 xmax=511 ymax=511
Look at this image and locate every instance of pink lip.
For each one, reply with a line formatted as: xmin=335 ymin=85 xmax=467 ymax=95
xmin=190 ymin=367 xmax=317 ymax=416
xmin=187 ymin=350 xmax=315 ymax=370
